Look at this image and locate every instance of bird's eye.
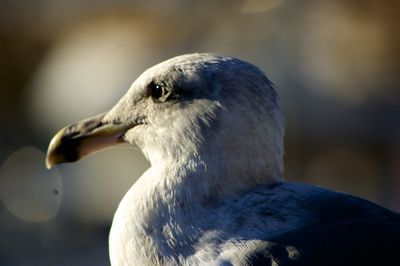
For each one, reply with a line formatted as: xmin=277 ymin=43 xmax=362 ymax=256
xmin=149 ymin=82 xmax=169 ymax=102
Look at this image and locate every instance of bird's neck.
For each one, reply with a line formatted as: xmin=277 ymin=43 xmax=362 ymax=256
xmin=110 ymin=159 xmax=212 ymax=264
xmin=154 ymin=154 xmax=278 ymax=204
xmin=109 ymin=154 xmax=280 ymax=264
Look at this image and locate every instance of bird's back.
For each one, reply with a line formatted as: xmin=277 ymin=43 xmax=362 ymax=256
xmin=224 ymin=182 xmax=400 ymax=266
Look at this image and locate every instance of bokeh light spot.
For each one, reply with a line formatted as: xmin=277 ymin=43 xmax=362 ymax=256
xmin=27 ymin=20 xmax=153 ymax=134
xmin=0 ymin=146 xmax=62 ymax=222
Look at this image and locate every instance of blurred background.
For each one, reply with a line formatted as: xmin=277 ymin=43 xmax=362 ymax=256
xmin=0 ymin=0 xmax=399 ymax=265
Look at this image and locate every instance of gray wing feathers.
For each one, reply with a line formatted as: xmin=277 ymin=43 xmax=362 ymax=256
xmin=242 ymin=183 xmax=400 ymax=266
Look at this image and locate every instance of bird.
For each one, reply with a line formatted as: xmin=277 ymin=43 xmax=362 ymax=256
xmin=46 ymin=53 xmax=400 ymax=266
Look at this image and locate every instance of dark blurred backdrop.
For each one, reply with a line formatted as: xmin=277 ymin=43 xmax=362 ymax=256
xmin=0 ymin=0 xmax=399 ymax=265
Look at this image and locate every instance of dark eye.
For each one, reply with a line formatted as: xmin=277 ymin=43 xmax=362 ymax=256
xmin=149 ymin=82 xmax=170 ymax=102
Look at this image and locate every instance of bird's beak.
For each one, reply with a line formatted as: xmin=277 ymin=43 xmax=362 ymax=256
xmin=45 ymin=112 xmax=132 ymax=169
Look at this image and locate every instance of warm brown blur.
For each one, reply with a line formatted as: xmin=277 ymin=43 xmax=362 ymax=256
xmin=0 ymin=0 xmax=399 ymax=265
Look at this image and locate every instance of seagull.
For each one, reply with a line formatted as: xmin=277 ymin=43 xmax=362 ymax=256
xmin=46 ymin=53 xmax=400 ymax=266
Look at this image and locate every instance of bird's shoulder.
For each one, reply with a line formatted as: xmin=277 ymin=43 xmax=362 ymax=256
xmin=228 ymin=182 xmax=399 ymax=224
xmin=223 ymin=182 xmax=400 ymax=266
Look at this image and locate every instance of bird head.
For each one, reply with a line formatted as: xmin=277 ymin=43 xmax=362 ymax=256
xmin=46 ymin=53 xmax=284 ymax=184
